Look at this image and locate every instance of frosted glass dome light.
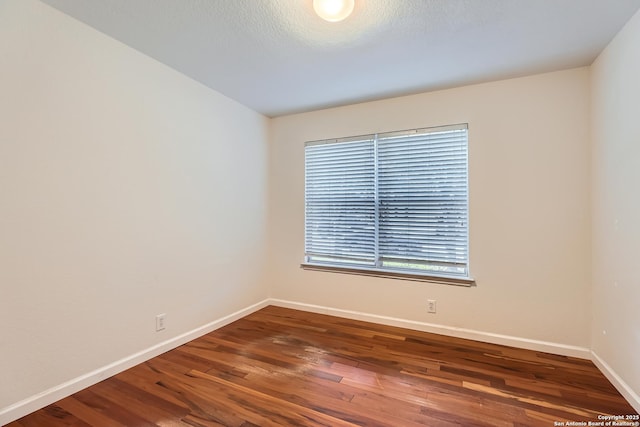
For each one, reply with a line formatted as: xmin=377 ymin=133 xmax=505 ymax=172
xmin=313 ymin=0 xmax=355 ymax=22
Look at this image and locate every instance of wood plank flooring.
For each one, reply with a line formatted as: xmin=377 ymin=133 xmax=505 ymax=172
xmin=8 ymin=306 xmax=637 ymax=426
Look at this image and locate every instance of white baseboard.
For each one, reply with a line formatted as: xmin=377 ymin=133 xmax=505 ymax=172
xmin=269 ymin=299 xmax=592 ymax=359
xmin=5 ymin=299 xmax=636 ymax=425
xmin=270 ymin=300 xmax=640 ymax=412
xmin=591 ymin=351 xmax=640 ymax=414
xmin=0 ymin=299 xmax=270 ymax=426
xmin=270 ymin=299 xmax=640 ymax=412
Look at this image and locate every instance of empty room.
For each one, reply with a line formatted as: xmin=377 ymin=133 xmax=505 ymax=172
xmin=1 ymin=0 xmax=639 ymax=425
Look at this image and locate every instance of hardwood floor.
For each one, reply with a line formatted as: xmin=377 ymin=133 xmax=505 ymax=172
xmin=9 ymin=306 xmax=637 ymax=426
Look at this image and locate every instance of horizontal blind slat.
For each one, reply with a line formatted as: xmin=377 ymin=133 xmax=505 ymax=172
xmin=378 ymin=127 xmax=468 ymax=274
xmin=305 ymin=125 xmax=468 ymax=276
xmin=305 ymin=138 xmax=376 ymax=265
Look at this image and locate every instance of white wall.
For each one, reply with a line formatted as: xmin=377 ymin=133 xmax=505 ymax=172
xmin=590 ymin=8 xmax=640 ymax=410
xmin=0 ymin=0 xmax=269 ymax=417
xmin=269 ymin=68 xmax=592 ymax=352
xmin=3 ymin=0 xmax=637 ymax=420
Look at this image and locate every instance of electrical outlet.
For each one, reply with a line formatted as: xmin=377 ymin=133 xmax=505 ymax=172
xmin=427 ymin=299 xmax=437 ymax=314
xmin=156 ymin=313 xmax=166 ymax=331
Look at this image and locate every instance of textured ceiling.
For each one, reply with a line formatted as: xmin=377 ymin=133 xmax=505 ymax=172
xmin=40 ymin=0 xmax=640 ymax=117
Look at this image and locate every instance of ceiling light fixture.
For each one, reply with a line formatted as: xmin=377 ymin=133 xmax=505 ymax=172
xmin=313 ymin=0 xmax=355 ymax=22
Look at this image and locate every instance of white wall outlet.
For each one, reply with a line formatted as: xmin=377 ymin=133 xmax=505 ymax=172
xmin=427 ymin=299 xmax=437 ymax=314
xmin=156 ymin=313 xmax=166 ymax=331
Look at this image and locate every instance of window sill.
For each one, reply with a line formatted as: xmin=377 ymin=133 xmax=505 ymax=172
xmin=300 ymin=263 xmax=475 ymax=287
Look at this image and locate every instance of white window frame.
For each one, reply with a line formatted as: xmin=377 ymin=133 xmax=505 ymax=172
xmin=302 ymin=123 xmax=474 ymax=286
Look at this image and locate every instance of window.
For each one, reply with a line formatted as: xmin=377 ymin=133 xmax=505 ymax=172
xmin=304 ymin=123 xmax=471 ymax=285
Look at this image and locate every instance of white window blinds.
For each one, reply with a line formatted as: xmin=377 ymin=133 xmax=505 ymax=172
xmin=304 ymin=124 xmax=469 ymax=278
xmin=304 ymin=137 xmax=376 ymax=265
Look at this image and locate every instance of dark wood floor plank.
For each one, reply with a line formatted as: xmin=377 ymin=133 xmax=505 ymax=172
xmin=10 ymin=305 xmax=638 ymax=426
xmin=71 ymin=388 xmax=158 ymax=426
xmin=115 ymin=363 xmax=193 ymax=410
xmin=55 ymin=396 xmax=129 ymax=427
xmin=9 ymin=404 xmax=91 ymax=427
